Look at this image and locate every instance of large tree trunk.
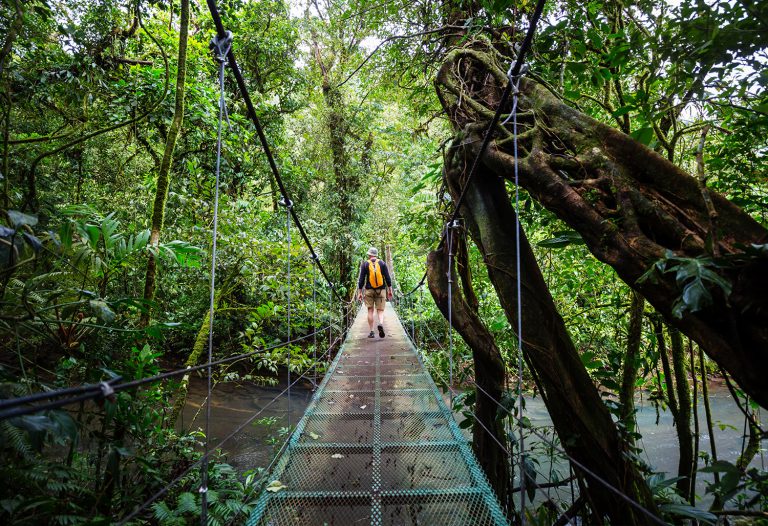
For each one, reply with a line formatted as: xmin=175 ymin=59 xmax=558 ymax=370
xmin=142 ymin=0 xmax=189 ymax=323
xmin=425 ymin=243 xmax=510 ymax=510
xmin=441 ymin=149 xmax=659 ymax=524
xmin=435 ymin=44 xmax=768 ymax=408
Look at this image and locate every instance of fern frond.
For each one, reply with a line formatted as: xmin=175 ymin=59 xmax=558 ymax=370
xmin=0 ymin=420 xmax=31 ymax=458
xmin=152 ymin=501 xmax=176 ymax=522
xmin=176 ymin=492 xmax=197 ymax=514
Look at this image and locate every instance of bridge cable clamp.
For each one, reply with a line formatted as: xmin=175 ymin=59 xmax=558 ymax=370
xmin=507 ymin=63 xmax=528 ymax=94
xmin=98 ymin=381 xmax=115 ymax=400
xmin=278 ymin=197 xmax=293 ymax=209
xmin=210 ymin=30 xmax=233 ymax=64
xmin=198 ymin=485 xmax=208 ymax=494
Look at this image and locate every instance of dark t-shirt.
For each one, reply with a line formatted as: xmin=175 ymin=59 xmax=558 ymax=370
xmin=357 ymin=259 xmax=392 ymax=290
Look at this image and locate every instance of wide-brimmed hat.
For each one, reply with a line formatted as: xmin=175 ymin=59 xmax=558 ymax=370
xmin=367 ymin=247 xmax=378 ymax=257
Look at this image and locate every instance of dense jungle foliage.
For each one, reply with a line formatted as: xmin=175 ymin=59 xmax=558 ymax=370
xmin=0 ymin=0 xmax=766 ymax=524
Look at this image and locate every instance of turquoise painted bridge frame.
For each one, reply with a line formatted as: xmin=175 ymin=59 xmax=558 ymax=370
xmin=247 ymin=307 xmax=508 ymax=526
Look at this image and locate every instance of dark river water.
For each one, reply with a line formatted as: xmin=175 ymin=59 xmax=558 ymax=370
xmin=179 ymin=373 xmax=316 ymax=471
xmin=181 ymin=374 xmax=765 ymax=503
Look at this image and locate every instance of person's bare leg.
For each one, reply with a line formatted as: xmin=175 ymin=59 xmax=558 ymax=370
xmin=367 ymin=307 xmax=374 ymax=331
xmin=377 ymin=302 xmax=386 ymax=337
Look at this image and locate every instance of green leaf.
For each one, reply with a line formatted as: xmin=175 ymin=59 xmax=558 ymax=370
xmin=90 ymin=300 xmax=116 ymax=323
xmin=151 ymin=501 xmax=174 ymax=521
xmin=22 ymin=232 xmax=43 ymax=252
xmin=611 ymin=106 xmax=634 ymax=117
xmin=698 ymin=267 xmax=732 ymax=296
xmin=660 ymin=503 xmax=716 ymax=524
xmin=699 ymin=460 xmax=740 ymax=474
xmin=537 ymin=231 xmax=584 ymax=248
xmin=7 ymin=210 xmax=38 ymax=228
xmin=85 ymin=224 xmax=101 ymax=247
xmin=630 ymin=127 xmax=654 ymax=146
xmin=649 ymin=475 xmax=686 ymax=494
xmin=681 ymin=278 xmax=712 ymax=312
xmin=13 ymin=415 xmax=55 ymax=433
xmin=158 ymin=240 xmax=204 ymax=268
xmin=59 ymin=222 xmax=74 ymax=249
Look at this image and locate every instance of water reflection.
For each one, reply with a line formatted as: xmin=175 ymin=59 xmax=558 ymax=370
xmin=180 ymin=374 xmax=314 ymax=470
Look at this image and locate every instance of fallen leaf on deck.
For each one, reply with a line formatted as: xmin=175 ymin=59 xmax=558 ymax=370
xmin=266 ymin=480 xmax=287 ymax=492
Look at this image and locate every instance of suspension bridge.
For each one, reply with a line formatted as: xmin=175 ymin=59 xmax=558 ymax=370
xmin=247 ymin=305 xmax=507 ymax=525
xmin=0 ymin=0 xmax=675 ymax=524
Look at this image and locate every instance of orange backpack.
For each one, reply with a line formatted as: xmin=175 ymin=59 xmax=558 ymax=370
xmin=368 ymin=258 xmax=385 ymax=289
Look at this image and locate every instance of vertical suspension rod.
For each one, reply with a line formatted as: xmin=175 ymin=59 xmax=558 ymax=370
xmin=446 ymin=220 xmax=460 ymax=401
xmin=201 ymin=28 xmax=231 ymax=526
xmin=312 ymin=254 xmax=318 ymax=388
xmin=280 ymin=197 xmax=293 ymax=429
xmin=511 ymin=73 xmax=527 ymax=523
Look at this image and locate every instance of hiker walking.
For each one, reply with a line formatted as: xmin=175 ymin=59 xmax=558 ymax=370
xmin=357 ymin=247 xmax=393 ymax=338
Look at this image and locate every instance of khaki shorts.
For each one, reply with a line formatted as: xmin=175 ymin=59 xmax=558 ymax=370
xmin=364 ymin=287 xmax=387 ymax=310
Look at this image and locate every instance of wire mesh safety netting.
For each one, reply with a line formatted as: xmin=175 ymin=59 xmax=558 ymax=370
xmin=247 ymin=305 xmax=508 ymax=526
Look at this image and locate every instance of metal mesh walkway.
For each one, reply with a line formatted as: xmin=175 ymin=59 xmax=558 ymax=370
xmin=247 ymin=304 xmax=508 ymax=525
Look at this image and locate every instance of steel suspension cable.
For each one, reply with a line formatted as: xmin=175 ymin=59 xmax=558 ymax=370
xmin=397 ymin=0 xmax=547 ymax=302
xmin=409 ymin=294 xmax=416 ymax=343
xmin=402 ymin=270 xmax=427 ymax=297
xmin=418 ymin=285 xmax=424 ymax=346
xmin=410 ymin=289 xmax=662 ymax=520
xmin=328 ymin=282 xmax=333 ymax=355
xmin=0 ymin=326 xmax=330 ymax=420
xmin=199 ymin=29 xmax=231 ymax=524
xmin=398 ymin=315 xmax=553 ymax=508
xmin=204 ymin=0 xmax=344 ymax=302
xmin=0 ymin=378 xmax=122 ymax=412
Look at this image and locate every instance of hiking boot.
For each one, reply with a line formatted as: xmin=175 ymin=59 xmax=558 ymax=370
xmin=368 ymin=331 xmax=375 ymax=338
xmin=378 ymin=324 xmax=385 ymax=338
